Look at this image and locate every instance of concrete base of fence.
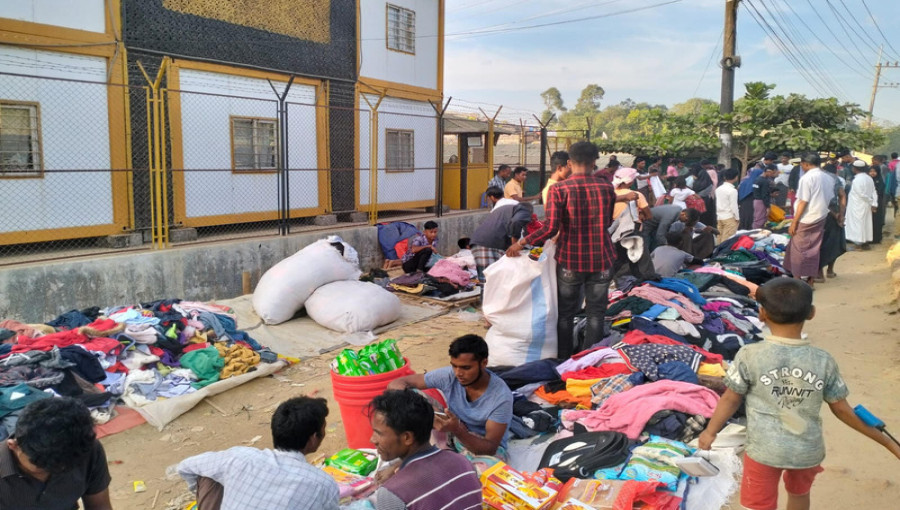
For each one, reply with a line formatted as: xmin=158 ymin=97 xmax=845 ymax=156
xmin=314 ymin=214 xmax=338 ymax=226
xmin=170 ymin=228 xmax=199 ymax=243
xmin=344 ymin=212 xmax=369 ymax=223
xmin=0 ymin=210 xmax=492 ymax=322
xmin=426 ymin=205 xmax=451 ymax=214
xmin=99 ymin=233 xmax=143 ymax=249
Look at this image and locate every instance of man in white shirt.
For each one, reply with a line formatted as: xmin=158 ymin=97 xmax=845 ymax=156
xmin=774 ymin=153 xmax=793 ymax=208
xmin=715 ymin=168 xmax=740 ymax=241
xmin=786 ymin=153 xmax=834 ymax=287
xmin=177 ymin=397 xmax=339 ymax=510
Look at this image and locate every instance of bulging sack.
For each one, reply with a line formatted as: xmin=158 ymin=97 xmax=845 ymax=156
xmin=482 ymin=241 xmax=558 ymax=365
xmin=252 ymin=240 xmax=361 ymax=325
xmin=306 ymin=281 xmax=401 ymax=333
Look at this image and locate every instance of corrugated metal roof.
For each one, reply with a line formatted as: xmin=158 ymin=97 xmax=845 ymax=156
xmin=443 ymin=117 xmax=517 ymax=134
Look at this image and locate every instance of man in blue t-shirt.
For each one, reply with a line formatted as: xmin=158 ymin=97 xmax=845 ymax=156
xmin=388 ymin=335 xmax=513 ymax=457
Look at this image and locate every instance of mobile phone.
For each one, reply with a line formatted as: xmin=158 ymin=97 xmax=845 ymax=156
xmin=434 ymin=410 xmax=447 ymax=417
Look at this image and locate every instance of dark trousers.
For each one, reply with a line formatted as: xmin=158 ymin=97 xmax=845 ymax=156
xmin=738 ymin=196 xmax=755 ymax=230
xmin=402 ymin=248 xmax=432 ymax=273
xmin=557 ymin=266 xmax=612 ymax=360
xmin=612 ymin=240 xmax=657 ymax=288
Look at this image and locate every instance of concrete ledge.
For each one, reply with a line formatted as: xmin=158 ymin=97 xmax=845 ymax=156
xmin=98 ymin=233 xmax=143 ymax=249
xmin=169 ymin=228 xmax=198 ymax=243
xmin=313 ymin=214 xmax=338 ymax=226
xmin=344 ymin=212 xmax=369 ymax=223
xmin=0 ymin=210 xmax=491 ymax=322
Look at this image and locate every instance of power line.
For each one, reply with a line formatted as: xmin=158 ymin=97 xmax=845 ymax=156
xmin=804 ymin=0 xmax=875 ymax=77
xmin=693 ymin=28 xmax=723 ymax=98
xmin=777 ymin=0 xmax=873 ymax=81
xmin=837 ymin=0 xmax=899 ymax=61
xmin=759 ymin=0 xmax=850 ymax=102
xmin=742 ymin=0 xmax=832 ymax=98
xmin=823 ymin=0 xmax=877 ymax=65
xmin=859 ymin=0 xmax=900 ymax=63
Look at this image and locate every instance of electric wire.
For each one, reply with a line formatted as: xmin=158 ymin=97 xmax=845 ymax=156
xmin=859 ymin=0 xmax=900 ymax=63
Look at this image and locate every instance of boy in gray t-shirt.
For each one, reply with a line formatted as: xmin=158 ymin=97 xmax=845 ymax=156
xmin=699 ymin=278 xmax=900 ymax=510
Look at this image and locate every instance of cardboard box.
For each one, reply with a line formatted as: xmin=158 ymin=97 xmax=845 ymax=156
xmin=551 ymin=478 xmax=632 ymax=510
xmin=481 ymin=462 xmax=558 ymax=510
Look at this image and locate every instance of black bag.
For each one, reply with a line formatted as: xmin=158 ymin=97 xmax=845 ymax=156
xmin=537 ymin=431 xmax=630 ymax=481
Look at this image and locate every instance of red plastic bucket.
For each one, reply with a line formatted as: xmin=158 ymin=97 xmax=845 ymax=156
xmin=331 ymin=357 xmax=414 ymax=449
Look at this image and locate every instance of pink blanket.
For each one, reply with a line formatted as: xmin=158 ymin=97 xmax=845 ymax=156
xmin=427 ymin=259 xmax=471 ymax=287
xmin=561 ymin=380 xmax=719 ymax=439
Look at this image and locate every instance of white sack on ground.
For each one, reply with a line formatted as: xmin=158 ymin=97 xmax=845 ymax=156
xmin=305 ymin=280 xmax=402 ymax=333
xmin=483 ymin=241 xmax=558 ymax=366
xmin=252 ymin=239 xmax=361 ymax=325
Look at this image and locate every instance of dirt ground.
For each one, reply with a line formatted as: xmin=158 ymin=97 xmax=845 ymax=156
xmin=101 ymin=233 xmax=900 ymax=509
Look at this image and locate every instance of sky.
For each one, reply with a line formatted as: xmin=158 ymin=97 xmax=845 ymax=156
xmin=443 ymin=0 xmax=900 ymax=126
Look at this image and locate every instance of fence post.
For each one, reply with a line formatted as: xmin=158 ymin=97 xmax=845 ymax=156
xmin=532 ymin=114 xmax=554 ymax=190
xmin=361 ymin=92 xmax=385 ymax=225
xmin=479 ymin=106 xmax=502 ymax=201
xmin=429 ymin=97 xmax=452 ymax=218
xmin=268 ymin=77 xmax=295 ymax=235
xmin=137 ymin=58 xmax=171 ymax=249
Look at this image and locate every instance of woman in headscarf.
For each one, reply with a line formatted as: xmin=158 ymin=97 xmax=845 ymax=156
xmin=690 ymin=163 xmax=717 ymax=226
xmin=738 ymin=164 xmax=765 ymax=230
xmin=869 ymin=157 xmax=886 ymax=244
xmin=818 ymin=163 xmax=846 ymax=281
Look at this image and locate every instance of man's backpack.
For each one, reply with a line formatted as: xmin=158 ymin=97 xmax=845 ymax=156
xmin=538 ymin=431 xmax=631 ymax=481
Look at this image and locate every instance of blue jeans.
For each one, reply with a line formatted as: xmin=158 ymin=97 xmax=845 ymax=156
xmin=556 ymin=265 xmax=612 ymax=360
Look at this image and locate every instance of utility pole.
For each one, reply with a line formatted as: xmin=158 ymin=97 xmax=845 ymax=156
xmin=718 ymin=0 xmax=741 ymax=168
xmin=867 ymin=45 xmax=900 ymax=128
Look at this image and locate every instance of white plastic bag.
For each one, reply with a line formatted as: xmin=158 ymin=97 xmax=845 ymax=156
xmin=305 ymin=280 xmax=401 ymax=333
xmin=252 ymin=239 xmax=361 ymax=325
xmin=482 ymin=241 xmax=557 ymax=365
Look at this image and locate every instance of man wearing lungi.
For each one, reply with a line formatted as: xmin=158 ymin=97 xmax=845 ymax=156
xmin=786 ymin=153 xmax=833 ymax=288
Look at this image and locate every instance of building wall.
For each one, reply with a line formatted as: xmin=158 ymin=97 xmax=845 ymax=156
xmin=0 ymin=47 xmax=114 ymax=233
xmin=123 ymin=0 xmax=356 ymax=81
xmin=168 ymin=64 xmax=327 ymax=227
xmin=358 ymin=94 xmax=436 ymax=208
xmin=4 ymin=0 xmax=107 ymax=33
xmin=359 ymin=0 xmax=440 ymax=91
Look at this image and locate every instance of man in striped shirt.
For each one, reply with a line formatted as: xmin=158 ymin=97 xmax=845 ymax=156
xmin=370 ymin=390 xmax=482 ymax=510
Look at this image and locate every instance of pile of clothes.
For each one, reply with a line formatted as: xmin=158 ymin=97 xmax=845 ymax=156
xmin=487 ymin=233 xmax=788 ymax=508
xmin=0 ymin=299 xmax=277 ymax=437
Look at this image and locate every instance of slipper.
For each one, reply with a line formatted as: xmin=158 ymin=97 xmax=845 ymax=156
xmin=813 ymin=277 xmax=826 ymax=284
xmin=826 ymin=272 xmax=837 ymax=278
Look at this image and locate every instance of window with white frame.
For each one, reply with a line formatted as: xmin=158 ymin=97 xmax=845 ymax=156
xmin=231 ymin=117 xmax=277 ymax=171
xmin=0 ymin=102 xmax=42 ymax=177
xmin=386 ymin=129 xmax=414 ymax=172
xmin=386 ymin=4 xmax=415 ymax=54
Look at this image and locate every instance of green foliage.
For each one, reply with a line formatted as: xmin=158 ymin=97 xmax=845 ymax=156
xmin=868 ymin=125 xmax=900 ymax=155
xmin=743 ymin=81 xmax=776 ymax=100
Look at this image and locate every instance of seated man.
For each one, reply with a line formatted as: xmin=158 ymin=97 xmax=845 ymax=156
xmin=651 ymin=230 xmax=703 ymax=277
xmin=1 ymin=397 xmax=113 ymax=510
xmin=387 ymin=335 xmax=513 ymax=459
xmin=177 ymin=396 xmax=338 ymax=510
xmin=401 ymin=221 xmax=440 ymax=274
xmin=369 ymin=389 xmax=482 ymax=510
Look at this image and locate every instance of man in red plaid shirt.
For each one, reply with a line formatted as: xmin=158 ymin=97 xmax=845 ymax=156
xmin=506 ymin=141 xmax=617 ymax=359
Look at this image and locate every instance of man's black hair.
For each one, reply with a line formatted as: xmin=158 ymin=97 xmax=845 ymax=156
xmin=665 ymin=230 xmax=683 ymax=247
xmin=872 ymin=154 xmax=884 ymax=163
xmin=448 ymin=334 xmax=489 ymax=361
xmin=763 ymin=151 xmax=777 ymax=161
xmin=757 ymin=278 xmax=813 ymax=325
xmin=764 ymin=163 xmax=777 ymax=172
xmin=891 ymin=152 xmax=898 ymax=159
xmin=675 ymin=175 xmax=688 ymax=188
xmin=801 ymin=152 xmax=821 ymax=166
xmin=823 ymin=163 xmax=837 ymax=174
xmin=271 ymin=396 xmax=329 ymax=452
xmin=550 ymin=151 xmax=569 ymax=170
xmin=14 ymin=397 xmax=96 ymax=474
xmin=781 ymin=151 xmax=791 ymax=157
xmin=683 ymin=207 xmax=701 ymax=225
xmin=424 ymin=220 xmax=438 ymax=230
xmin=367 ymin=389 xmax=434 ymax=445
xmin=568 ymin=141 xmax=599 ymax=165
xmin=513 ymin=166 xmax=528 ymax=176
xmin=457 ymin=237 xmax=470 ymax=249
xmin=607 ymin=159 xmax=621 ymax=169
xmin=724 ymin=168 xmax=739 ymax=181
xmin=485 ymin=186 xmax=504 ymax=199
xmin=496 ymin=164 xmax=510 ymax=173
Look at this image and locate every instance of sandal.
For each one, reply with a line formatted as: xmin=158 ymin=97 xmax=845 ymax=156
xmin=826 ymin=272 xmax=837 ymax=278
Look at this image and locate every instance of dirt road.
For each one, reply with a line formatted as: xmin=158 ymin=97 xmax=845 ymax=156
xmin=101 ymin=237 xmax=900 ymax=509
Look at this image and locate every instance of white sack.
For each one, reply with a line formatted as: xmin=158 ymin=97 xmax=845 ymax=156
xmin=305 ymin=280 xmax=401 ymax=333
xmin=482 ymin=241 xmax=557 ymax=366
xmin=252 ymin=239 xmax=361 ymax=325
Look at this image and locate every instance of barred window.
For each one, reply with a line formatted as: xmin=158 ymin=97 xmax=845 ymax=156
xmin=231 ymin=117 xmax=277 ymax=171
xmin=387 ymin=4 xmax=415 ymax=54
xmin=0 ymin=102 xmax=42 ymax=177
xmin=386 ymin=129 xmax=414 ymax=172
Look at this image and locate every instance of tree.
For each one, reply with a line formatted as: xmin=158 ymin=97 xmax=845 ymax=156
xmin=743 ymin=81 xmax=775 ymax=100
xmin=669 ymin=98 xmax=718 ymax=116
xmin=540 ymin=87 xmax=566 ymax=124
xmin=573 ymin=84 xmax=605 ymax=113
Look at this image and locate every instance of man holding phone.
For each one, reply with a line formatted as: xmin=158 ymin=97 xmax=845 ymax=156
xmin=387 ymin=335 xmax=513 ymax=459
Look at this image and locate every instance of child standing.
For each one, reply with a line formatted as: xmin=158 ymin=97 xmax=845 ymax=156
xmin=699 ymin=278 xmax=900 ymax=510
